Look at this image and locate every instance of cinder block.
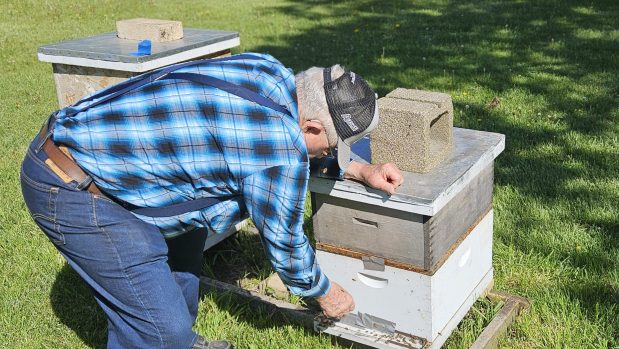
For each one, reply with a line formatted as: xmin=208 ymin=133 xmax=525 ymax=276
xmin=387 ymin=87 xmax=453 ymax=112
xmin=51 ymin=50 xmax=231 ymax=108
xmin=116 ymin=18 xmax=183 ymax=42
xmin=371 ymin=88 xmax=453 ymax=173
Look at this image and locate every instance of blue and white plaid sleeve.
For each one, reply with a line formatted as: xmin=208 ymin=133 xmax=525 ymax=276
xmin=242 ymin=163 xmax=331 ymax=298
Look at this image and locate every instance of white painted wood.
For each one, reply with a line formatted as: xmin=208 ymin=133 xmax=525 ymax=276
xmin=316 ymin=210 xmax=494 ymax=345
xmin=38 ymin=37 xmax=240 ymax=72
xmin=319 ymin=269 xmax=493 ymax=349
xmin=319 ymin=322 xmax=427 ymax=349
xmin=429 ymin=269 xmax=493 ymax=348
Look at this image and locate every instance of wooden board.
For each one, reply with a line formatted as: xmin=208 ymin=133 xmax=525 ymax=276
xmin=470 ymin=291 xmax=530 ymax=349
xmin=423 ymin=164 xmax=494 ymax=271
xmin=316 ymin=210 xmax=494 ymax=342
xmin=312 ymin=164 xmax=493 ymax=273
xmin=313 ymin=194 xmax=425 ymax=267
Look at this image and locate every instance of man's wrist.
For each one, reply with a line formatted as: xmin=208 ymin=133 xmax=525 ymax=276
xmin=343 ymin=161 xmax=366 ymax=182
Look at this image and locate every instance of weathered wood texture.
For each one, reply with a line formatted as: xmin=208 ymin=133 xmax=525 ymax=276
xmin=470 ymin=291 xmax=531 ymax=349
xmin=52 ymin=64 xmax=134 ymax=107
xmin=312 ymin=163 xmax=493 ymax=273
xmin=313 ymin=194 xmax=425 ymax=267
xmin=423 ymin=164 xmax=494 ymax=271
xmin=51 ymin=49 xmax=231 ymax=108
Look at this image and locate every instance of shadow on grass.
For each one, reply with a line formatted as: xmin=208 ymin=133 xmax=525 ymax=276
xmin=200 ymin=290 xmax=349 ymax=347
xmin=250 ymin=0 xmax=618 ymax=341
xmin=201 ymin=231 xmax=366 ymax=347
xmin=50 ymin=264 xmax=107 ymax=349
xmin=203 ymin=230 xmax=272 ymax=285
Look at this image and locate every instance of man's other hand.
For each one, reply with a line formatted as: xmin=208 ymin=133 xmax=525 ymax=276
xmin=345 ymin=161 xmax=404 ymax=195
xmin=316 ymin=282 xmax=355 ymax=319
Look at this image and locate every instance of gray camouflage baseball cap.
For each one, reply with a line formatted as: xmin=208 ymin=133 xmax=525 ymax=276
xmin=323 ymin=67 xmax=379 ymax=171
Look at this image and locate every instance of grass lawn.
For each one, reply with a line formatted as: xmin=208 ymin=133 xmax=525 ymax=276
xmin=1 ymin=0 xmax=617 ymax=348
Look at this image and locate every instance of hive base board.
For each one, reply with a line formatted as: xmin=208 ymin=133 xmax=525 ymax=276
xmin=198 ymin=277 xmax=528 ymax=349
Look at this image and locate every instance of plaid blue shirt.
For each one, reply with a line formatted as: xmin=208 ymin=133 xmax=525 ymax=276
xmin=52 ymin=53 xmax=330 ymax=297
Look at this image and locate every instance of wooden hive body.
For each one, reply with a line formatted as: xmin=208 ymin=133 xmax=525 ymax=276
xmin=316 ymin=210 xmax=494 ymax=348
xmin=38 ymin=29 xmax=240 ymax=107
xmin=309 ymin=127 xmax=505 ymax=347
xmin=313 ymin=164 xmax=493 ymax=274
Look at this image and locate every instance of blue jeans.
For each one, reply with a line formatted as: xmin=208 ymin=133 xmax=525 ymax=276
xmin=20 ymin=138 xmax=202 ymax=349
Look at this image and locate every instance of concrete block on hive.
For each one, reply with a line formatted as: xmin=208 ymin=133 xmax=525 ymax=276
xmin=387 ymin=87 xmax=453 ymax=112
xmin=116 ymin=18 xmax=183 ymax=42
xmin=371 ymin=88 xmax=454 ymax=173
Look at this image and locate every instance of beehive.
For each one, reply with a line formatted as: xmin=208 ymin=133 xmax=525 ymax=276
xmin=38 ymin=28 xmax=240 ymax=107
xmin=309 ymin=127 xmax=505 ymax=347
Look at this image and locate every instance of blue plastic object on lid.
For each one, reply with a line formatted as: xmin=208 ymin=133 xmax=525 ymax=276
xmin=130 ymin=40 xmax=152 ymax=56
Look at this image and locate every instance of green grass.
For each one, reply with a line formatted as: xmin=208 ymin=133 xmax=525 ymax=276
xmin=1 ymin=0 xmax=618 ymax=348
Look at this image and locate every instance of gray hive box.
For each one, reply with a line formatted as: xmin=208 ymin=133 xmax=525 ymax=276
xmin=311 ymin=128 xmax=503 ymax=273
xmin=38 ymin=28 xmax=240 ymax=107
xmin=310 ymin=128 xmax=504 ymax=347
xmin=371 ymin=88 xmax=454 ymax=173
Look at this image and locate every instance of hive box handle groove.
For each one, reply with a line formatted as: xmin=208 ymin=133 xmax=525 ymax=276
xmin=357 ymin=272 xmax=389 ymax=288
xmin=352 ymin=217 xmax=379 ymax=228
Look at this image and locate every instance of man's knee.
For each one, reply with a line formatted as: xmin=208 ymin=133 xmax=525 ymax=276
xmin=157 ymin=314 xmax=196 ymax=349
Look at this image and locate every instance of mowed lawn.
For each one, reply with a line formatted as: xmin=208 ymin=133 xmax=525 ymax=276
xmin=1 ymin=0 xmax=617 ymax=348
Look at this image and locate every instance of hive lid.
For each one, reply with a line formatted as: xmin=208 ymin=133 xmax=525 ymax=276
xmin=309 ymin=127 xmax=505 ymax=216
xmin=38 ymin=28 xmax=239 ymax=72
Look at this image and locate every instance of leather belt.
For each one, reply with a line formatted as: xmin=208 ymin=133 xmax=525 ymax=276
xmin=38 ymin=117 xmax=107 ymax=198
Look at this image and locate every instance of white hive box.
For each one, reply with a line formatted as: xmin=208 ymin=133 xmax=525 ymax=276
xmin=309 ymin=128 xmax=505 ymax=348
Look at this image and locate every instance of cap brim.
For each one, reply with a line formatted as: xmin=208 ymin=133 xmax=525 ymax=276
xmin=337 ymin=137 xmax=352 ymax=172
xmin=335 ymin=102 xmax=379 ymax=172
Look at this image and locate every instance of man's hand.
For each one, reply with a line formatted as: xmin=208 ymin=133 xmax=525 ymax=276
xmin=345 ymin=161 xmax=404 ymax=195
xmin=316 ymin=282 xmax=355 ymax=319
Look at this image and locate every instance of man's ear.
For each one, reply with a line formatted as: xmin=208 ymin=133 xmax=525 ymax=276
xmin=301 ymin=120 xmax=325 ymax=135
